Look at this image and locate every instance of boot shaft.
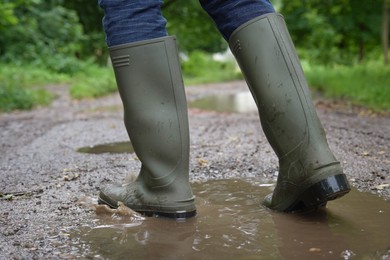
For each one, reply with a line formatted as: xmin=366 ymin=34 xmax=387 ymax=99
xmin=109 ymin=36 xmax=190 ymax=189
xmin=229 ymin=13 xmax=335 ymax=166
xmin=229 ymin=13 xmax=350 ymax=211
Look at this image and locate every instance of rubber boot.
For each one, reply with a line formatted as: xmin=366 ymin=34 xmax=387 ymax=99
xmin=229 ymin=13 xmax=350 ymax=212
xmin=98 ymin=36 xmax=196 ymax=219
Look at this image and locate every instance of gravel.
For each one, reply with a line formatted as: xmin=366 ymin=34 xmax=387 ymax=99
xmin=1 ymin=81 xmax=389 ymax=258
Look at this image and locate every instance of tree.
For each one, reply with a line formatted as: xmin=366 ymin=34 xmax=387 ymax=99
xmin=64 ymin=0 xmax=228 ymax=55
xmin=63 ymin=0 xmax=227 ymax=60
xmin=62 ymin=0 xmax=107 ymax=63
xmin=0 ymin=0 xmax=85 ymax=73
xmin=162 ymin=0 xmax=226 ymax=53
xmin=281 ymin=0 xmax=383 ymax=64
xmin=383 ymin=0 xmax=389 ymax=65
xmin=0 ymin=2 xmax=18 ymax=30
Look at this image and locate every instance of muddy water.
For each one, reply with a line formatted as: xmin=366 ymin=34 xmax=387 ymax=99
xmin=77 ymin=141 xmax=134 ymax=154
xmin=71 ymin=179 xmax=390 ymax=259
xmin=189 ymin=91 xmax=257 ymax=113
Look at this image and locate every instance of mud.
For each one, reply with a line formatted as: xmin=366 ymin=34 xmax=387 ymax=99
xmin=0 ymin=81 xmax=389 ymax=258
xmin=72 ymin=180 xmax=390 ymax=259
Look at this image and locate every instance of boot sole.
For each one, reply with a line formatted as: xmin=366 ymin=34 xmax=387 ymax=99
xmin=284 ymin=174 xmax=351 ymax=212
xmin=98 ymin=195 xmax=197 ymax=219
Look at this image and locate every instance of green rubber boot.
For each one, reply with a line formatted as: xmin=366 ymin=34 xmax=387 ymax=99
xmin=229 ymin=13 xmax=350 ymax=212
xmin=98 ymin=36 xmax=196 ymax=219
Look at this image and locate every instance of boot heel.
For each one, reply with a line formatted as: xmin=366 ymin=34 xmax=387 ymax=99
xmin=287 ymin=174 xmax=351 ymax=212
xmin=140 ymin=210 xmax=197 ymax=219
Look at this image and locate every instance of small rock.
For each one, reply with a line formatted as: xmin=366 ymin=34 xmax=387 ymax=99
xmin=59 ymin=205 xmax=70 ymax=210
xmin=375 ymin=183 xmax=390 ymax=190
xmin=23 ymin=242 xmax=34 ymax=248
xmin=63 ymin=173 xmax=80 ymax=181
xmin=309 ymin=248 xmax=322 ymax=253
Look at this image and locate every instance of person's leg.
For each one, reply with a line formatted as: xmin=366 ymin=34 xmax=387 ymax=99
xmin=199 ymin=0 xmax=275 ymax=41
xmin=98 ymin=0 xmax=196 ymax=218
xmin=98 ymin=0 xmax=168 ymax=46
xmin=202 ymin=1 xmax=350 ymax=212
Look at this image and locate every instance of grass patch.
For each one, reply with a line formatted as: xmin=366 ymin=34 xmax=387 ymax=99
xmin=2 ymin=54 xmax=389 ymax=113
xmin=0 ymin=61 xmax=118 ymax=111
xmin=182 ymin=51 xmax=243 ymax=85
xmin=305 ymin=61 xmax=390 ymax=111
xmin=69 ymin=64 xmax=116 ymax=99
xmin=0 ymin=64 xmax=68 ymax=111
xmin=0 ymin=82 xmax=48 ymax=111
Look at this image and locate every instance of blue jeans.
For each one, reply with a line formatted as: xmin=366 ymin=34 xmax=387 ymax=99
xmin=98 ymin=0 xmax=275 ymax=47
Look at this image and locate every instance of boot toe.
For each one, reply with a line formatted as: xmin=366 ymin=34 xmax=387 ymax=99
xmin=262 ymin=193 xmax=273 ymax=208
xmin=98 ymin=183 xmax=125 ymax=208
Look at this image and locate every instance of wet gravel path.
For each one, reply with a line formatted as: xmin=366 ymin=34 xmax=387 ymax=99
xmin=0 ymin=81 xmax=389 ymax=258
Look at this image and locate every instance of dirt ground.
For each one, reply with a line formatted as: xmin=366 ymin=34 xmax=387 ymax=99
xmin=1 ymin=81 xmax=389 ymax=258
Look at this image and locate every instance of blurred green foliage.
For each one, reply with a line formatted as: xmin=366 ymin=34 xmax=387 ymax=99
xmin=281 ymin=0 xmax=384 ymax=64
xmin=163 ymin=0 xmax=227 ymax=53
xmin=0 ymin=0 xmax=85 ymax=73
xmin=0 ymin=0 xmax=389 ymax=111
xmin=182 ymin=51 xmax=242 ymax=85
xmin=305 ymin=61 xmax=390 ymax=110
xmin=0 ymin=84 xmax=53 ymax=111
xmin=0 ymin=61 xmax=118 ymax=111
xmin=0 ymin=0 xmax=387 ymax=67
xmin=0 ymin=64 xmax=64 ymax=111
xmin=69 ymin=64 xmax=116 ymax=99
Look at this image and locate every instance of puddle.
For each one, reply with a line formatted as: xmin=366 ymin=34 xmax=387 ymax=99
xmin=77 ymin=141 xmax=133 ymax=154
xmin=189 ymin=92 xmax=257 ymax=113
xmin=71 ymin=179 xmax=390 ymax=259
xmin=77 ymin=92 xmax=257 ymax=155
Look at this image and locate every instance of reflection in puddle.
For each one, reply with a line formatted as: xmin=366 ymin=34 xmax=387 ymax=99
xmin=189 ymin=92 xmax=257 ymax=113
xmin=72 ymin=179 xmax=390 ymax=259
xmin=77 ymin=141 xmax=133 ymax=154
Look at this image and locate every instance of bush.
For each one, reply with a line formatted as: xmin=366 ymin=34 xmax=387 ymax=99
xmin=0 ymin=81 xmax=35 ymax=111
xmin=0 ymin=3 xmax=85 ymax=74
xmin=0 ymin=75 xmax=54 ymax=112
xmin=0 ymin=64 xmax=69 ymax=111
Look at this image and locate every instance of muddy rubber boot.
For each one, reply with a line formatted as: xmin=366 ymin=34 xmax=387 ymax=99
xmin=229 ymin=13 xmax=350 ymax=212
xmin=98 ymin=36 xmax=196 ymax=219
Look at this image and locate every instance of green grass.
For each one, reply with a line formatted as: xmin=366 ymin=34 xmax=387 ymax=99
xmin=0 ymin=62 xmax=117 ymax=111
xmin=2 ymin=54 xmax=390 ymax=112
xmin=69 ymin=64 xmax=116 ymax=99
xmin=0 ymin=64 xmax=68 ymax=111
xmin=304 ymin=61 xmax=390 ymax=111
xmin=182 ymin=51 xmax=390 ymax=111
xmin=182 ymin=51 xmax=243 ymax=85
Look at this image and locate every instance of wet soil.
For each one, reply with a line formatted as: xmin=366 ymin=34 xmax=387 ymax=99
xmin=1 ymin=81 xmax=389 ymax=258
